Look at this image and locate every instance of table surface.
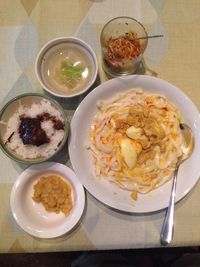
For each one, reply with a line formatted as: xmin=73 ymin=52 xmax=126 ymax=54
xmin=1 ymin=0 xmax=200 ymax=253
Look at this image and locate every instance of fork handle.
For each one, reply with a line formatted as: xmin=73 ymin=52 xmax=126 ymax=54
xmin=160 ymin=166 xmax=179 ymax=245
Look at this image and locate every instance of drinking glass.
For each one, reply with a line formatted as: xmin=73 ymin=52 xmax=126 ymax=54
xmin=100 ymin=17 xmax=148 ymax=77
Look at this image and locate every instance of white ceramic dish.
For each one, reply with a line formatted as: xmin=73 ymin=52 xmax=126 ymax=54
xmin=69 ymin=75 xmax=200 ymax=213
xmin=35 ymin=37 xmax=98 ymax=98
xmin=10 ymin=162 xmax=85 ymax=238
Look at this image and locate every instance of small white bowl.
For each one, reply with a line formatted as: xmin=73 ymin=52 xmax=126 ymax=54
xmin=35 ymin=37 xmax=98 ymax=98
xmin=10 ymin=162 xmax=85 ymax=238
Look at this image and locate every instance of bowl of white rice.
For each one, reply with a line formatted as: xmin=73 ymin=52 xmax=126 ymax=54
xmin=0 ymin=93 xmax=68 ymax=164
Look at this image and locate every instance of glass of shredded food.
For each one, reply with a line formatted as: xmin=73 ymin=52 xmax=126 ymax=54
xmin=32 ymin=174 xmax=73 ymax=216
xmin=100 ymin=17 xmax=148 ymax=77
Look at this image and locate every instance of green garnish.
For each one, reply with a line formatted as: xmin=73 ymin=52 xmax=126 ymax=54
xmin=55 ymin=60 xmax=85 ymax=88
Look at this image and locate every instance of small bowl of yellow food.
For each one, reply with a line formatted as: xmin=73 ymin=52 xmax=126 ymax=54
xmin=10 ymin=162 xmax=85 ymax=238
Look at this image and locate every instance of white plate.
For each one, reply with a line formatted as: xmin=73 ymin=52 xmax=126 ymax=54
xmin=10 ymin=162 xmax=85 ymax=238
xmin=69 ymin=75 xmax=200 ymax=213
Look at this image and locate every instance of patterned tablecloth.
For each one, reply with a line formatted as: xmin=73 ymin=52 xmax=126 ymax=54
xmin=1 ymin=0 xmax=200 ymax=253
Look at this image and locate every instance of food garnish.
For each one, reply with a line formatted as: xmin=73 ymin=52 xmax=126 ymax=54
xmin=18 ymin=113 xmax=64 ymax=147
xmin=19 ymin=117 xmax=49 ymax=146
xmin=55 ymin=60 xmax=85 ymax=88
xmin=4 ymin=131 xmax=15 ymax=145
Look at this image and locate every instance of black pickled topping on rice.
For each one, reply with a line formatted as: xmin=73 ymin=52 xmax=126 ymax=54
xmin=37 ymin=112 xmax=64 ymax=130
xmin=18 ymin=112 xmax=65 ymax=147
xmin=4 ymin=131 xmax=15 ymax=145
xmin=19 ymin=117 xmax=50 ymax=146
